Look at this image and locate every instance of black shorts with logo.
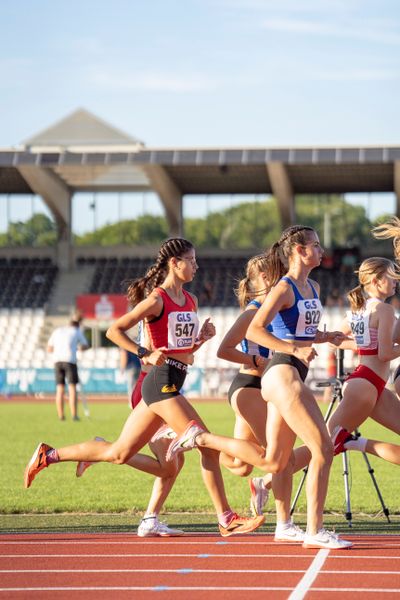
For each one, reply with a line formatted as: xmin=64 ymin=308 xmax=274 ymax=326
xmin=141 ymin=358 xmax=187 ymax=405
xmin=55 ymin=362 xmax=79 ymax=385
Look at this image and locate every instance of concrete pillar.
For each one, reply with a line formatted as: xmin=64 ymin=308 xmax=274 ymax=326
xmin=142 ymin=164 xmax=183 ymax=236
xmin=17 ymin=165 xmax=72 ymax=242
xmin=266 ymin=162 xmax=295 ymax=229
xmin=56 ymin=240 xmax=73 ymax=271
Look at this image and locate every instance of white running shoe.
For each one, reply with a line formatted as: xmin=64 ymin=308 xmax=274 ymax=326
xmin=150 ymin=424 xmax=177 ymax=444
xmin=76 ymin=436 xmax=105 ymax=478
xmin=137 ymin=516 xmax=184 ymax=537
xmin=303 ymin=528 xmax=353 ymax=549
xmin=249 ymin=477 xmax=270 ymax=516
xmin=274 ymin=521 xmax=305 ymax=542
xmin=166 ymin=420 xmax=205 ymax=462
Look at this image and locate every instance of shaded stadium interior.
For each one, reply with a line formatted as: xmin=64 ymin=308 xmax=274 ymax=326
xmin=0 ymin=109 xmax=399 ymax=377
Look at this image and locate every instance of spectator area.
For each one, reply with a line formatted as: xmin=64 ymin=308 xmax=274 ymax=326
xmin=0 ymin=254 xmax=360 ymax=373
xmin=78 ymin=255 xmax=358 ymax=307
xmin=0 ymin=308 xmax=45 ymax=368
xmin=0 ymin=258 xmax=58 ymax=309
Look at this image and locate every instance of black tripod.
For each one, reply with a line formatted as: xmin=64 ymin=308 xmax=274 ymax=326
xmin=290 ymin=349 xmax=390 ymax=526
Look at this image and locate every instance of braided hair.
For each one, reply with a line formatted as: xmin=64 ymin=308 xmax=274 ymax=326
xmin=126 ymin=238 xmax=194 ymax=306
xmin=264 ymin=225 xmax=316 ymax=287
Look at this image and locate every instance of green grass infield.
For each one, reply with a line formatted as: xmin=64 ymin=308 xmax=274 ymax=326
xmin=1 ymin=399 xmax=399 ymax=534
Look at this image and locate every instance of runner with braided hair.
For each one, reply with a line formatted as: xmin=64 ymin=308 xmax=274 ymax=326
xmin=24 ymin=237 xmax=264 ymax=537
xmin=167 ymin=226 xmax=352 ymax=549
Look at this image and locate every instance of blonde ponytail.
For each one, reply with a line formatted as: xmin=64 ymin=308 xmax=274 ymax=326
xmin=373 ymin=217 xmax=400 ymax=261
xmin=347 ymin=285 xmax=366 ymax=311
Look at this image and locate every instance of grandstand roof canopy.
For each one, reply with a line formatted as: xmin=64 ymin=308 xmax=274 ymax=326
xmin=0 ymin=109 xmax=399 ymax=244
xmin=1 ymin=117 xmax=399 ymax=195
xmin=1 ymin=144 xmax=400 ymax=195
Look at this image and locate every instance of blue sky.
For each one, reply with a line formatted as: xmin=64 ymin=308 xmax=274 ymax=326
xmin=1 ymin=0 xmax=399 ymax=233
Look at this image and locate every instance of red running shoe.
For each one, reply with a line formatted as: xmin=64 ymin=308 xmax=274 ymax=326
xmin=332 ymin=426 xmax=356 ymax=455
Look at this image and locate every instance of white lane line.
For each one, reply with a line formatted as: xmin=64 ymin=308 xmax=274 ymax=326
xmin=0 ymin=587 xmax=295 ymax=592
xmin=289 ymin=549 xmax=329 ymax=600
xmin=0 ymin=540 xmax=301 ymax=545
xmin=1 ymin=587 xmax=400 ymax=593
xmin=0 ymin=553 xmax=322 ymax=558
xmin=303 ymin=589 xmax=400 ymax=594
xmin=1 ymin=553 xmax=400 ymax=559
xmin=1 ymin=535 xmax=398 ymax=545
xmin=0 ymin=568 xmax=305 ymax=573
xmin=1 ymin=568 xmax=399 ymax=574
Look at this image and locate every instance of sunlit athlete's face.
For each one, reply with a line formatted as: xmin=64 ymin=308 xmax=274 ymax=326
xmin=300 ymin=232 xmax=324 ymax=267
xmin=176 ymin=250 xmax=198 ymax=281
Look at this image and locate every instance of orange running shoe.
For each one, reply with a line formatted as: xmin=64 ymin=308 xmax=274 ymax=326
xmin=24 ymin=442 xmax=52 ymax=488
xmin=219 ymin=513 xmax=265 ymax=537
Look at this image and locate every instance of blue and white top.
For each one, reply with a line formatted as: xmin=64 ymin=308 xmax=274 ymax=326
xmin=271 ymin=277 xmax=323 ymax=341
xmin=240 ymin=299 xmax=272 ymax=358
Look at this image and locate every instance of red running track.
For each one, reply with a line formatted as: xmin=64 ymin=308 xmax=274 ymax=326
xmin=1 ymin=532 xmax=400 ymax=599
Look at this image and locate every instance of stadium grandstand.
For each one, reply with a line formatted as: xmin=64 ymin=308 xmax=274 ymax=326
xmin=0 ymin=108 xmax=399 ymax=398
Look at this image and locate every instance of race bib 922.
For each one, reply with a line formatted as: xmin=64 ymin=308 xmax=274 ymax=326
xmin=295 ymin=298 xmax=323 ymax=338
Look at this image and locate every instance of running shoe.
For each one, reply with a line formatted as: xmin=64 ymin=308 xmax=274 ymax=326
xmin=332 ymin=426 xmax=356 ymax=455
xmin=303 ymin=528 xmax=353 ymax=549
xmin=76 ymin=436 xmax=105 ymax=477
xmin=165 ymin=420 xmax=205 ymax=462
xmin=249 ymin=476 xmax=270 ymax=516
xmin=219 ymin=513 xmax=265 ymax=537
xmin=150 ymin=425 xmax=177 ymax=444
xmin=274 ymin=521 xmax=305 ymax=542
xmin=137 ymin=516 xmax=184 ymax=537
xmin=24 ymin=442 xmax=52 ymax=488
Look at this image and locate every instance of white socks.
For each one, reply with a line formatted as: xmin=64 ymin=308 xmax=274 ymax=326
xmin=344 ymin=436 xmax=368 ymax=453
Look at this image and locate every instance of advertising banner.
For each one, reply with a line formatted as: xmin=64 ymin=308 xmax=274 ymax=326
xmin=0 ymin=367 xmax=204 ymax=398
xmin=76 ymin=294 xmax=129 ymax=320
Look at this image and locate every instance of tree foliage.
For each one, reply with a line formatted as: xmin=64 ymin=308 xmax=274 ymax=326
xmin=0 ymin=196 xmax=385 ymax=249
xmin=75 ymin=215 xmax=168 ymax=246
xmin=0 ymin=213 xmax=57 ymax=247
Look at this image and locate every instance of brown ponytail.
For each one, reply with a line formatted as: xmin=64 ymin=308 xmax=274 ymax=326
xmin=262 ymin=225 xmax=316 ymax=287
xmin=125 ymin=238 xmax=194 ymax=306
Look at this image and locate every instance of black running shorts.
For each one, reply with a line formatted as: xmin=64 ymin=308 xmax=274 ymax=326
xmin=141 ymin=359 xmax=187 ymax=405
xmin=263 ymin=352 xmax=309 ymax=382
xmin=227 ymin=372 xmax=261 ymax=405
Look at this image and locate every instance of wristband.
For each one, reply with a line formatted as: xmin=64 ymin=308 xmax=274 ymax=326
xmin=252 ymin=355 xmax=258 ymax=368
